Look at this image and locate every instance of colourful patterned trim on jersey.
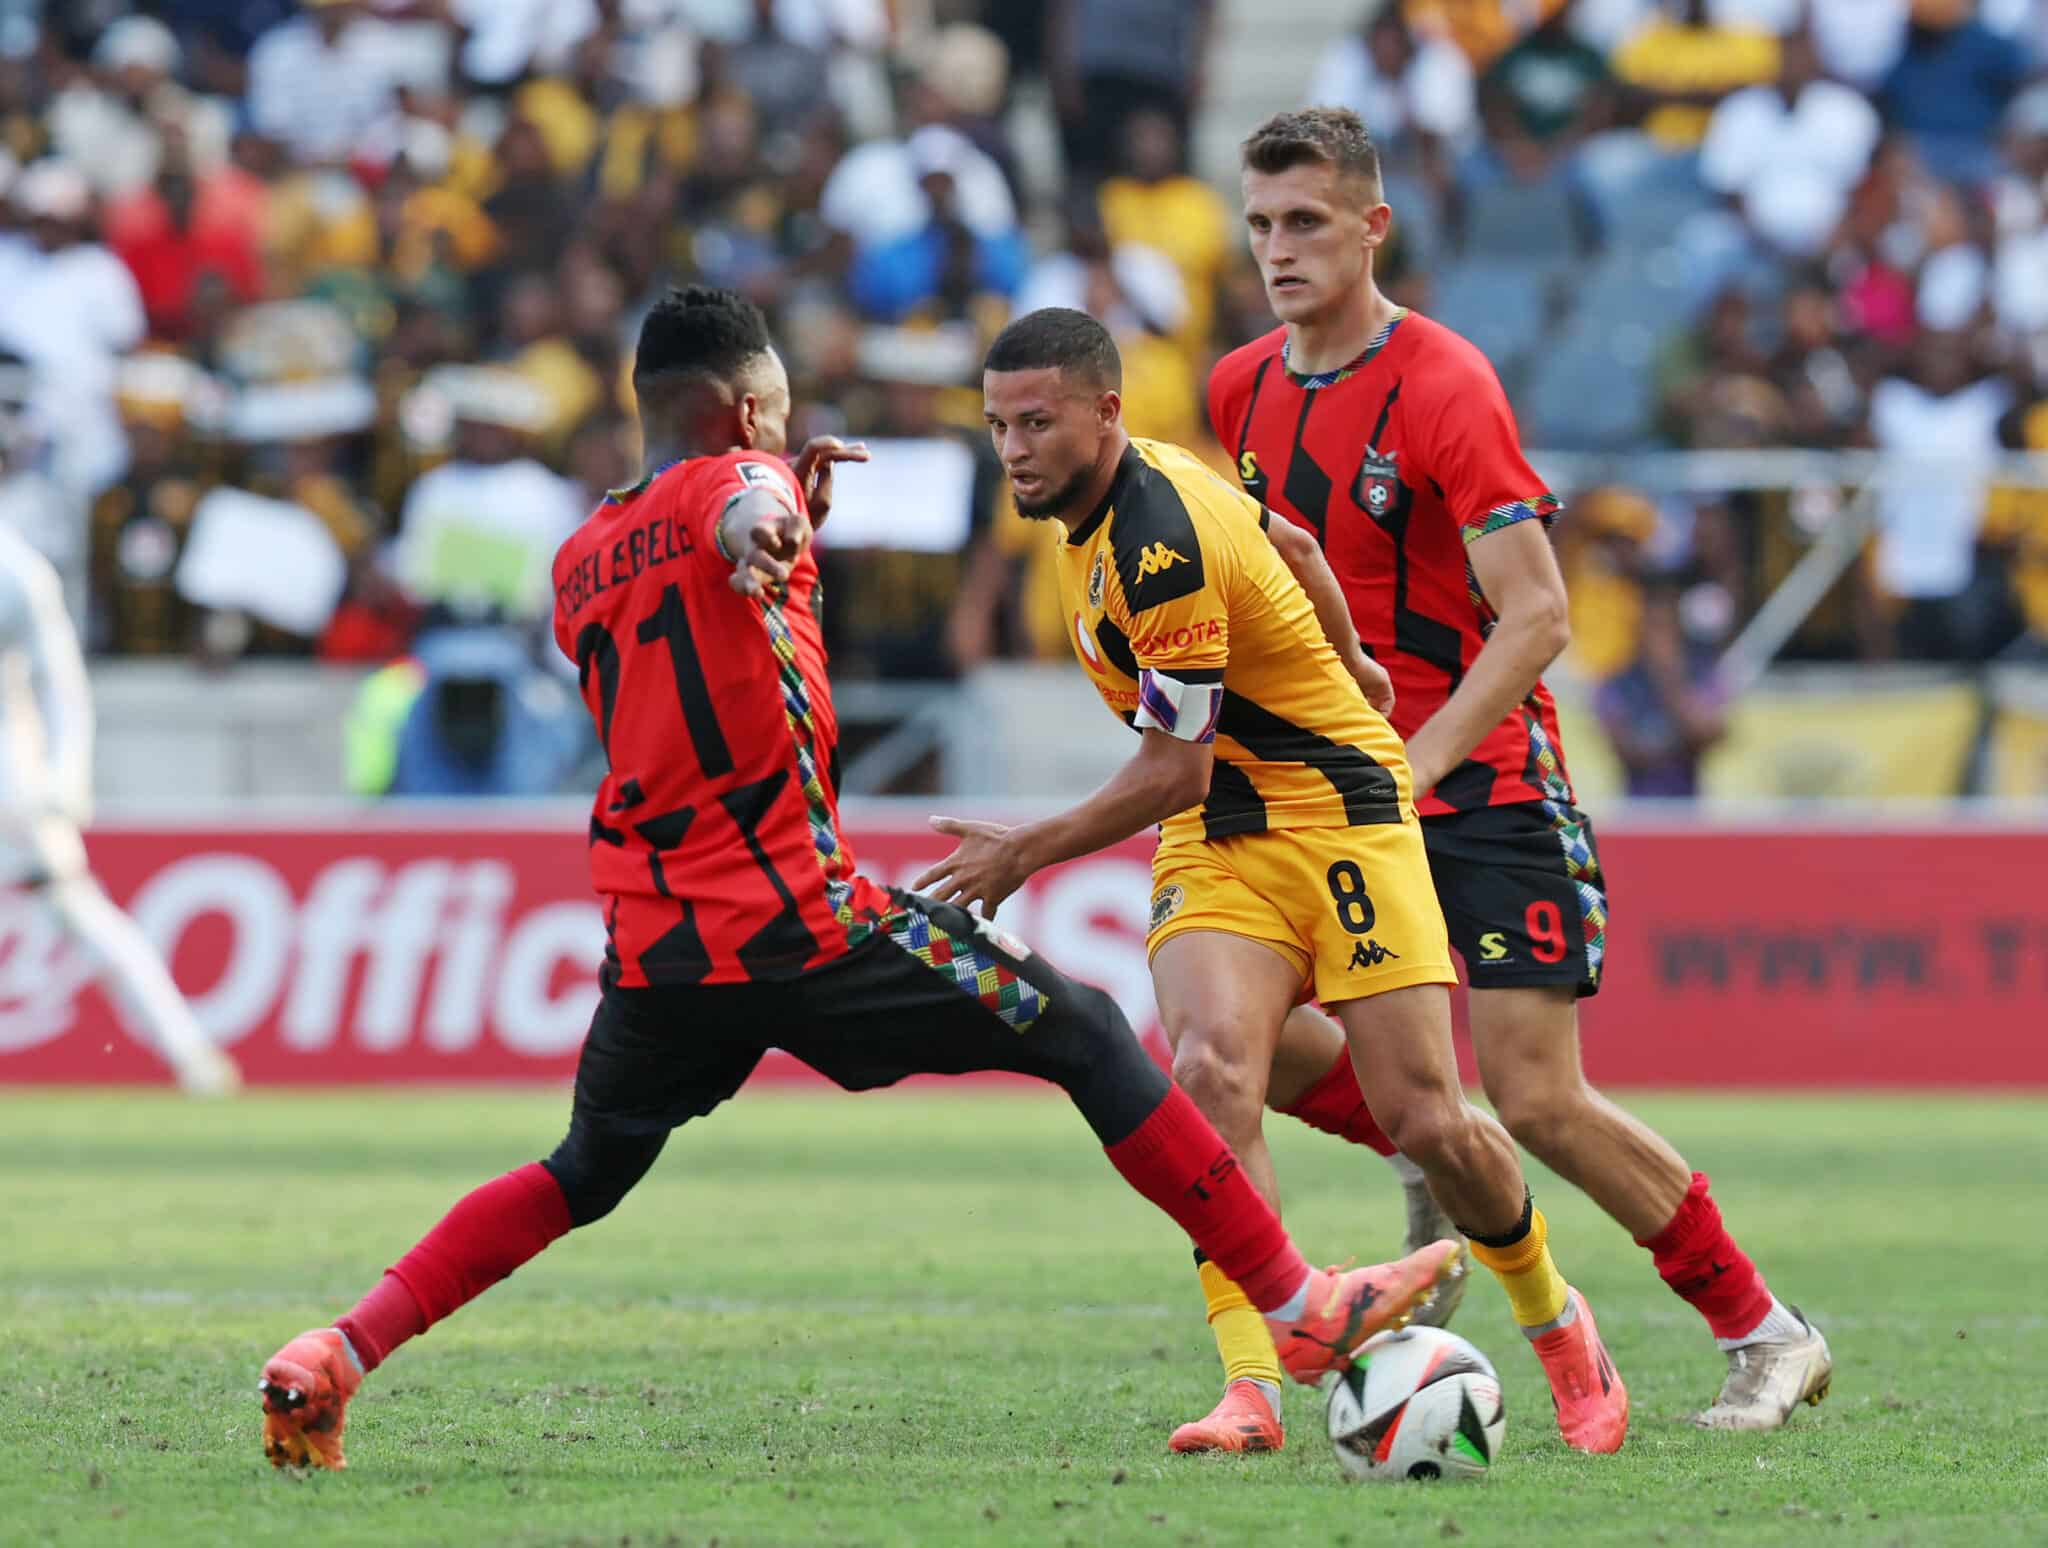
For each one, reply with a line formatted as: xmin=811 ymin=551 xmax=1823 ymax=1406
xmin=1461 ymin=492 xmax=1562 ymax=547
xmin=601 ymin=455 xmax=688 ymax=506
xmin=866 ymin=901 xmax=1047 ymax=1031
xmin=1525 ymin=710 xmax=1605 ymax=985
xmin=1462 ymin=495 xmax=1564 ymax=626
xmin=759 ymin=597 xmax=856 ymax=921
xmin=1282 ymin=309 xmax=1408 ymax=389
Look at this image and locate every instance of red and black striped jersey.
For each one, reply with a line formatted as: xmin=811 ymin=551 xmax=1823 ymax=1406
xmin=1207 ymin=312 xmax=1576 ymax=817
xmin=550 ymin=451 xmax=890 ymax=988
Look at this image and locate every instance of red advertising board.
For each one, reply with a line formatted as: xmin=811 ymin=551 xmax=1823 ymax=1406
xmin=2 ymin=813 xmax=2043 ymax=1087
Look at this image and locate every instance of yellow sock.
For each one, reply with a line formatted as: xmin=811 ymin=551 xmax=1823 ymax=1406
xmin=1467 ymin=1203 xmax=1570 ymax=1329
xmin=1197 ymin=1259 xmax=1284 ymax=1388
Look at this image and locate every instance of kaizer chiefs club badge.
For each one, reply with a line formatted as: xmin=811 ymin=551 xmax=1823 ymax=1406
xmin=1088 ymin=551 xmax=1106 ymax=610
xmin=1354 ymin=446 xmax=1406 ymax=526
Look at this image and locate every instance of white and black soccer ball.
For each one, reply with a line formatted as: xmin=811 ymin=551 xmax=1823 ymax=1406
xmin=1326 ymin=1327 xmax=1506 ymax=1483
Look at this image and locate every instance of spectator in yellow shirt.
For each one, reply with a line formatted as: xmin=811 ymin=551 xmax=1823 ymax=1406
xmin=1098 ymin=108 xmax=1231 ymax=354
xmin=1612 ymin=0 xmax=1779 ymax=149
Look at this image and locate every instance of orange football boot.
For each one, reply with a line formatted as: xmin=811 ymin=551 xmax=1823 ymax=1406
xmin=1168 ymin=1379 xmax=1285 ymax=1454
xmin=1268 ymin=1239 xmax=1464 ymax=1384
xmin=259 ymin=1328 xmax=362 ymax=1470
xmin=1529 ymin=1286 xmax=1629 ymax=1453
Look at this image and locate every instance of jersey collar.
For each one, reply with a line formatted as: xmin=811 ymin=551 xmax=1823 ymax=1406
xmin=602 ymin=454 xmax=691 ymax=505
xmin=1064 ymin=443 xmax=1141 ymax=548
xmin=1281 ymin=308 xmax=1408 ymax=389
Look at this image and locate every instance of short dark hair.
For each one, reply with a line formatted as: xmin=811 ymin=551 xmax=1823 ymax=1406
xmin=633 ymin=285 xmax=773 ymax=392
xmin=983 ymin=307 xmax=1122 ymax=390
xmin=1241 ymin=107 xmax=1383 ymax=199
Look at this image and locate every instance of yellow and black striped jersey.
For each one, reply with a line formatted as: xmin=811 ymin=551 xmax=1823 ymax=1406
xmin=1052 ymin=437 xmax=1411 ymax=844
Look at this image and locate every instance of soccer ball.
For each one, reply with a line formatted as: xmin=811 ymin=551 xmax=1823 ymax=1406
xmin=1325 ymin=1326 xmax=1506 ymax=1483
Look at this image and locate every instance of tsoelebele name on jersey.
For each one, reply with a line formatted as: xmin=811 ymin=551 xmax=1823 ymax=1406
xmin=555 ymin=514 xmax=697 ymax=619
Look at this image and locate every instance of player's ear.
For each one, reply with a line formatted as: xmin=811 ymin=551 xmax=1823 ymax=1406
xmin=1363 ymin=199 xmax=1392 ymax=251
xmin=736 ymin=391 xmax=761 ymax=449
xmin=1097 ymin=388 xmax=1122 ymax=431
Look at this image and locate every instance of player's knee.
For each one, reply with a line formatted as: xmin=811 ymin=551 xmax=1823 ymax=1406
xmin=1488 ymin=1081 xmax=1590 ymax=1160
xmin=1379 ymin=1094 xmax=1476 ymax=1174
xmin=1053 ymin=980 xmax=1129 ymax=1050
xmin=541 ymin=1124 xmax=665 ymax=1228
xmin=1042 ymin=981 xmax=1144 ymax=1090
xmin=1170 ymin=1036 xmax=1265 ymax=1133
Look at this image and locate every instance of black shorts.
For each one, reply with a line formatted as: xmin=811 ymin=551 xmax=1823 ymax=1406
xmin=1420 ymin=800 xmax=1609 ymax=999
xmin=570 ymin=889 xmax=1147 ymax=1136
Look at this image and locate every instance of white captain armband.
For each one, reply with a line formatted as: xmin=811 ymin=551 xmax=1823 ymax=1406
xmin=1134 ymin=666 xmax=1224 ymax=743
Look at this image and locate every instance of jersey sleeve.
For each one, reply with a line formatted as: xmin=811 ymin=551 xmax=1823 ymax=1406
xmin=1415 ymin=351 xmax=1560 ymax=546
xmin=693 ymin=451 xmax=804 ymax=558
xmin=1107 ymin=512 xmax=1231 ymax=745
xmin=1205 ymin=360 xmax=1237 ymax=451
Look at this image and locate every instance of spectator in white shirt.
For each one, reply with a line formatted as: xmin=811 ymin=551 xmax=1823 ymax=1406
xmin=820 ymin=122 xmax=1017 ymax=254
xmin=451 ymin=0 xmax=599 ymax=87
xmin=1867 ymin=333 xmax=2013 ymax=657
xmin=1308 ymin=6 xmax=1476 ymax=183
xmin=1700 ymin=26 xmax=1880 ymax=256
xmin=47 ymin=16 xmax=181 ymax=199
xmin=246 ymin=0 xmax=401 ymax=165
xmin=0 ymin=162 xmax=145 ymax=499
xmin=1992 ymin=87 xmax=2048 ymax=334
xmin=394 ymin=367 xmax=587 ymax=626
xmin=1807 ymin=0 xmax=1909 ymax=89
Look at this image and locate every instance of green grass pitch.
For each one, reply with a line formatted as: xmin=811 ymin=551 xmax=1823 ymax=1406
xmin=2 ymin=1089 xmax=2044 ymax=1547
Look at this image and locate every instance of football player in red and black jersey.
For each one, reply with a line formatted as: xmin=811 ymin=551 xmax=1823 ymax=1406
xmin=1204 ymin=108 xmax=1831 ymax=1436
xmin=253 ymin=286 xmax=1457 ymax=1471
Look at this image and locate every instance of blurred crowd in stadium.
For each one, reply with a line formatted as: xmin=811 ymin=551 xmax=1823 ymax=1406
xmin=1 ymin=0 xmax=2046 ymax=797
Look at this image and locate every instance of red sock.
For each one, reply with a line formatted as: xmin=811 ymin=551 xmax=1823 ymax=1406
xmin=1103 ymin=1084 xmax=1310 ymax=1312
xmin=1277 ymin=1049 xmax=1396 ymax=1157
xmin=1635 ymin=1171 xmax=1773 ymax=1341
xmin=336 ymin=1162 xmax=573 ymax=1371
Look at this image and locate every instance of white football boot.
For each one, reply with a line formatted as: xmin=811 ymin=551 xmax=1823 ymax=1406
xmin=1691 ymin=1307 xmax=1833 ymax=1430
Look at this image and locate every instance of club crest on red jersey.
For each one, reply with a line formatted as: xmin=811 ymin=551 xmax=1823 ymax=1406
xmin=1354 ymin=446 xmax=1405 ymax=523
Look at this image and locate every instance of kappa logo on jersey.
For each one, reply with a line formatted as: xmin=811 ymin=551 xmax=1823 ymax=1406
xmin=1088 ymin=552 xmax=1106 ymax=610
xmin=1353 ymin=446 xmax=1406 ymax=526
xmin=1478 ymin=932 xmax=1510 ymax=961
xmin=1348 ymin=939 xmax=1403 ymax=970
xmin=1150 ymin=883 xmax=1186 ymax=931
xmin=1134 ymin=542 xmax=1190 ymax=580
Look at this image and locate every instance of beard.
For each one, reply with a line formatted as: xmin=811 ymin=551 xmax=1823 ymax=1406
xmin=1012 ymin=464 xmax=1093 ymax=519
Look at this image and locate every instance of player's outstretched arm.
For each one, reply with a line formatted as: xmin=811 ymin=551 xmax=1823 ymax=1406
xmin=716 ymin=487 xmax=814 ymax=598
xmin=1401 ymin=518 xmax=1570 ymax=795
xmin=916 ymin=729 xmax=1212 ymax=916
xmin=1264 ymin=515 xmax=1394 ymax=715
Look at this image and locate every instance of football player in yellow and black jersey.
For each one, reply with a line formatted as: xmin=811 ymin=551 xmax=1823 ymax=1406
xmin=917 ymin=307 xmax=1622 ymax=1458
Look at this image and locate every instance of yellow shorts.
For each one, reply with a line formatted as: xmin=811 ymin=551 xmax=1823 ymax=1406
xmin=1147 ymin=822 xmax=1456 ymax=1006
